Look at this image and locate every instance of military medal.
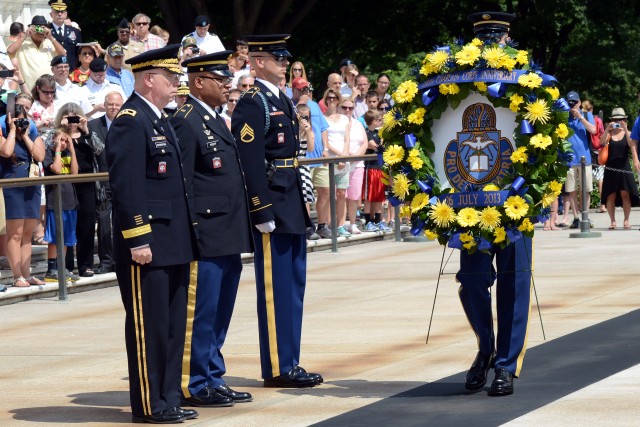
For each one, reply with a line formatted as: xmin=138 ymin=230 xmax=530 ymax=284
xmin=158 ymin=162 xmax=167 ymax=173
xmin=212 ymin=157 xmax=222 ymax=169
xmin=277 ymin=133 xmax=285 ymax=144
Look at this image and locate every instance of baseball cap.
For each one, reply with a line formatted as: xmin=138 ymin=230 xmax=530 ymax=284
xmin=292 ymin=77 xmax=310 ymax=90
xmin=566 ymin=91 xmax=580 ymax=102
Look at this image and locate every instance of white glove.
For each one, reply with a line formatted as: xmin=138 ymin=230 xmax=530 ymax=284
xmin=255 ymin=220 xmax=276 ymax=233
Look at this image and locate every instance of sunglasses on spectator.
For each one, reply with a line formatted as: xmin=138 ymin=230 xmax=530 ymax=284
xmin=81 ymin=51 xmax=95 ymax=56
xmin=135 ymin=22 xmax=150 ymax=26
xmin=119 ymin=30 xmax=130 ymax=34
xmin=341 ymin=106 xmax=354 ymax=111
xmin=378 ymin=106 xmax=390 ymax=111
xmin=326 ymin=96 xmax=338 ymax=101
xmin=228 ymin=98 xmax=239 ymax=103
xmin=300 ymin=115 xmax=310 ymax=121
xmin=39 ymin=88 xmax=56 ymax=95
xmin=292 ymin=68 xmax=302 ymax=72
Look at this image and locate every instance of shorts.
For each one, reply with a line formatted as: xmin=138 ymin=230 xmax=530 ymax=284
xmin=592 ymin=165 xmax=604 ymax=182
xmin=346 ymin=167 xmax=365 ymax=200
xmin=44 ymin=209 xmax=77 ymax=246
xmin=365 ymin=168 xmax=386 ymax=202
xmin=312 ymin=164 xmax=350 ymax=189
xmin=565 ymin=165 xmax=593 ymax=193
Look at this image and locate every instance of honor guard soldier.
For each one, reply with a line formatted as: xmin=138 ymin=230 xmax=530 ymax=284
xmin=231 ymin=34 xmax=323 ymax=388
xmin=172 ymin=51 xmax=254 ymax=407
xmin=458 ymin=11 xmax=531 ymax=397
xmin=106 ymin=44 xmax=198 ymax=424
xmin=48 ymin=0 xmax=83 ymax=71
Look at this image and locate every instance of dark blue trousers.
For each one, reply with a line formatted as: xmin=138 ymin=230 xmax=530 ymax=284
xmin=456 ymin=236 xmax=533 ymax=377
xmin=182 ymin=255 xmax=243 ymax=397
xmin=252 ymin=230 xmax=307 ymax=379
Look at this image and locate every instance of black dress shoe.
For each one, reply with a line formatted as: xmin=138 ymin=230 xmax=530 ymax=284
xmin=464 ymin=351 xmax=495 ymax=391
xmin=93 ymin=265 xmax=114 ymax=274
xmin=487 ymin=367 xmax=514 ymax=396
xmin=294 ymin=365 xmax=324 ymax=384
xmin=182 ymin=386 xmax=234 ymax=407
xmin=264 ymin=367 xmax=320 ymax=388
xmin=214 ymin=384 xmax=253 ymax=403
xmin=132 ymin=407 xmax=186 ymax=424
xmin=175 ymin=407 xmax=198 ymax=420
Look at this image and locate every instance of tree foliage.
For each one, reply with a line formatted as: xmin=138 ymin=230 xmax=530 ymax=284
xmin=69 ymin=0 xmax=640 ymax=119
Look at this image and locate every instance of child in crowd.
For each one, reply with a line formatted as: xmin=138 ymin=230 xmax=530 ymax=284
xmin=296 ymin=104 xmax=319 ymax=239
xmin=362 ymin=110 xmax=391 ymax=232
xmin=43 ymin=126 xmax=79 ymax=282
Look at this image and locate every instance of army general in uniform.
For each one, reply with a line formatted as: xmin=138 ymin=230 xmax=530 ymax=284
xmin=106 ymin=45 xmax=198 ymax=424
xmin=171 ymin=51 xmax=254 ymax=407
xmin=231 ymin=34 xmax=323 ymax=388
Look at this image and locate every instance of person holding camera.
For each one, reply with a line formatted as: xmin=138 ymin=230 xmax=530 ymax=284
xmin=564 ymin=91 xmax=597 ymax=229
xmin=0 ymin=105 xmax=46 ymax=287
xmin=6 ymin=15 xmax=66 ymax=91
xmin=599 ymin=108 xmax=640 ymax=230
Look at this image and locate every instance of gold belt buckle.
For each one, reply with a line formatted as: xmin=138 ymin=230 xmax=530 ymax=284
xmin=293 ymin=158 xmax=298 ymax=167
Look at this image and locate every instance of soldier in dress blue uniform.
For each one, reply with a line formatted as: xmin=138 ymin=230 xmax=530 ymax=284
xmin=231 ymin=34 xmax=323 ymax=388
xmin=106 ymin=44 xmax=198 ymax=424
xmin=171 ymin=51 xmax=254 ymax=407
xmin=457 ymin=11 xmax=532 ymax=397
xmin=48 ymin=1 xmax=82 ymax=71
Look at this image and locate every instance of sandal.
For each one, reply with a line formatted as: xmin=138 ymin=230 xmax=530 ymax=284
xmin=26 ymin=276 xmax=45 ymax=286
xmin=31 ymin=236 xmax=46 ymax=245
xmin=13 ymin=277 xmax=30 ymax=288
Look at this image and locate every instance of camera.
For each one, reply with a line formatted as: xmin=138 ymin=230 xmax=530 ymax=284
xmin=612 ymin=123 xmax=621 ymax=129
xmin=568 ymin=100 xmax=578 ymax=108
xmin=0 ymin=69 xmax=15 ymax=78
xmin=67 ymin=116 xmax=80 ymax=124
xmin=300 ymin=115 xmax=310 ymax=121
xmin=33 ymin=25 xmax=45 ymax=33
xmin=14 ymin=118 xmax=30 ymax=130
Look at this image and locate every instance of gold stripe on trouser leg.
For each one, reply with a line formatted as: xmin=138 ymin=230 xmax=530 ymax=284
xmin=515 ymin=238 xmax=534 ymax=377
xmin=132 ymin=265 xmax=151 ymax=415
xmin=181 ymin=261 xmax=199 ymax=398
xmin=262 ymin=233 xmax=280 ymax=376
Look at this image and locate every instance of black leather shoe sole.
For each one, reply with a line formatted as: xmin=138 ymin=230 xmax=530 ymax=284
xmin=131 ymin=415 xmax=186 ymax=424
xmin=181 ymin=398 xmax=233 ymax=408
xmin=263 ymin=378 xmax=319 ymax=388
xmin=487 ymin=385 xmax=513 ymax=396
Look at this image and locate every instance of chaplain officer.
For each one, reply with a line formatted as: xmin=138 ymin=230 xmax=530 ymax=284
xmin=231 ymin=34 xmax=323 ymax=388
xmin=171 ymin=51 xmax=254 ymax=407
xmin=106 ymin=44 xmax=198 ymax=423
xmin=456 ymin=10 xmax=532 ymax=397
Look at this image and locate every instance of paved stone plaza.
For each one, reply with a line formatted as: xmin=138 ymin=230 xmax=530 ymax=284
xmin=1 ymin=209 xmax=639 ymax=426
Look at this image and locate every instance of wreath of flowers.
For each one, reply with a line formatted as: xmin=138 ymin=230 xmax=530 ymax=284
xmin=380 ymin=38 xmax=574 ymax=253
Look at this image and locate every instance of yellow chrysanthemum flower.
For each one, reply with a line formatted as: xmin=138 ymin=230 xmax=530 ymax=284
xmin=471 ymin=38 xmax=483 ymax=47
xmin=483 ymin=183 xmax=500 ymax=191
xmin=420 ymin=62 xmax=436 ymax=77
xmin=410 ymin=193 xmax=430 ymax=213
xmin=504 ymin=195 xmax=529 ymax=220
xmin=439 ymin=83 xmax=460 ymax=95
xmin=545 ymin=87 xmax=560 ymax=100
xmin=494 ymin=226 xmax=506 ymax=243
xmin=548 ymin=180 xmax=563 ymax=195
xmin=518 ymin=218 xmax=535 ymax=233
xmin=407 ymin=148 xmax=424 ymax=170
xmin=474 ymin=82 xmax=487 ymax=92
xmin=540 ymin=192 xmax=557 ymax=208
xmin=515 ymin=50 xmax=528 ymax=65
xmin=459 ymin=232 xmax=476 ymax=250
xmin=455 ymin=44 xmax=481 ymax=66
xmin=408 ymin=107 xmax=426 ymax=125
xmin=392 ymin=173 xmax=410 ymax=200
xmin=555 ymin=123 xmax=569 ymax=139
xmin=424 ymin=229 xmax=438 ymax=240
xmin=427 ymin=50 xmax=450 ymax=72
xmin=500 ymin=56 xmax=517 ymax=71
xmin=511 ymin=146 xmax=528 ymax=163
xmin=510 ymin=93 xmax=524 ymax=106
xmin=457 ymin=207 xmax=481 ymax=227
xmin=429 ymin=200 xmax=456 ymax=228
xmin=482 ymin=46 xmax=506 ymax=68
xmin=381 ymin=109 xmax=399 ymax=132
xmin=524 ymin=99 xmax=551 ymax=125
xmin=393 ymin=80 xmax=418 ymax=104
xmin=518 ymin=73 xmax=543 ymax=89
xmin=399 ymin=205 xmax=412 ymax=219
xmin=479 ymin=206 xmax=501 ymax=230
xmin=529 ymin=133 xmax=553 ymax=150
xmin=382 ymin=144 xmax=405 ymax=165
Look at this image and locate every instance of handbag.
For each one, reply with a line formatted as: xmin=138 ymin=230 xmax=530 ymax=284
xmin=28 ymin=159 xmax=40 ymax=177
xmin=597 ymin=144 xmax=609 ymax=165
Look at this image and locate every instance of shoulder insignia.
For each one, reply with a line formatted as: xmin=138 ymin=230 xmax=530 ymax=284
xmin=177 ymin=104 xmax=193 ymax=118
xmin=243 ymin=87 xmax=260 ymax=98
xmin=240 ymin=123 xmax=255 ymax=143
xmin=116 ymin=109 xmax=137 ymax=118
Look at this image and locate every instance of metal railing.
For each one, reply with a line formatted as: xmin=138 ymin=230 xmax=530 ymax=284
xmin=1 ymin=155 xmax=402 ymax=299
